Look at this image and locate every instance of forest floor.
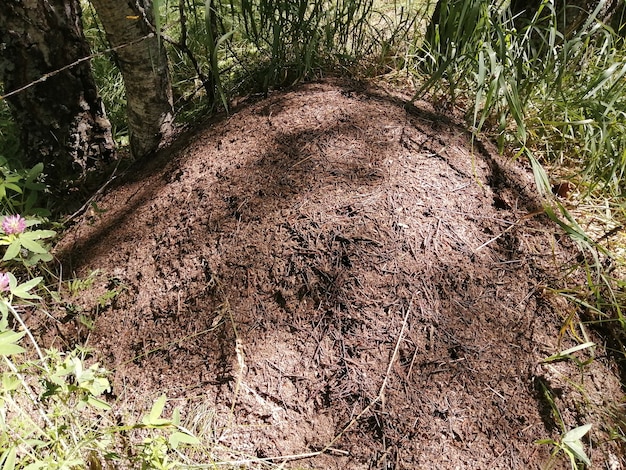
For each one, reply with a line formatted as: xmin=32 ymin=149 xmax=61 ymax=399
xmin=48 ymin=79 xmax=625 ymax=469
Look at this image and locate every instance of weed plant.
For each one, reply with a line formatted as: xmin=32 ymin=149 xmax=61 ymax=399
xmin=0 ymin=178 xmax=204 ymax=468
xmin=412 ymin=0 xmax=626 ymax=337
xmin=81 ymin=0 xmax=426 ymax=127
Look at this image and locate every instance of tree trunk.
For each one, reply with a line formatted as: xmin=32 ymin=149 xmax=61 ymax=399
xmin=89 ymin=0 xmax=174 ymax=158
xmin=0 ymin=0 xmax=115 ymax=187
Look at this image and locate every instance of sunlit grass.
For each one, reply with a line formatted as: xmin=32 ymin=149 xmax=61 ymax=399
xmin=412 ymin=0 xmax=626 ymax=198
xmin=410 ymin=5 xmax=626 ymax=454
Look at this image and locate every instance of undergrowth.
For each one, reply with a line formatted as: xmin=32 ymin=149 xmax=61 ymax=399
xmin=0 ymin=171 xmax=206 ymax=469
xmin=79 ymin=0 xmax=427 ymax=131
xmin=411 ymin=0 xmax=625 ymax=352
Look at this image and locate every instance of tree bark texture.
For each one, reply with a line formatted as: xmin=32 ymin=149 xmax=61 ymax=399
xmin=0 ymin=0 xmax=115 ymax=186
xmin=89 ymin=0 xmax=174 ymax=158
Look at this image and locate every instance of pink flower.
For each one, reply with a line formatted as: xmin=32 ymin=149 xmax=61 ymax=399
xmin=0 ymin=273 xmax=10 ymax=292
xmin=2 ymin=215 xmax=26 ymax=235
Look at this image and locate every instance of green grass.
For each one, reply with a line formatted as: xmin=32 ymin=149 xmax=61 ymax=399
xmin=410 ymin=0 xmax=625 ymax=310
xmin=412 ymin=0 xmax=626 ymax=195
xmin=409 ymin=2 xmax=626 ymax=461
xmin=80 ymin=0 xmax=429 ymax=129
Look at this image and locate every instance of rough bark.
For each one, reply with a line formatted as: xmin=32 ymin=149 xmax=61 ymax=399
xmin=89 ymin=0 xmax=174 ymax=158
xmin=0 ymin=0 xmax=115 ymax=186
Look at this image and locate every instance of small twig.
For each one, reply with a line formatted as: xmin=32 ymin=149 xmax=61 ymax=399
xmin=64 ymin=159 xmax=122 ymax=225
xmin=406 ymin=343 xmax=420 ymax=380
xmin=474 ymin=210 xmax=544 ymax=252
xmin=8 ymin=303 xmax=47 ymax=368
xmin=474 ymin=223 xmax=516 ymax=251
xmin=318 ymin=296 xmax=414 ymax=454
xmin=207 ymin=448 xmax=348 ymax=467
xmin=290 ymin=155 xmax=314 ymax=169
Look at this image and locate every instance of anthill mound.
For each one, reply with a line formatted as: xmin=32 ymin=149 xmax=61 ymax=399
xmin=52 ymin=80 xmax=624 ymax=469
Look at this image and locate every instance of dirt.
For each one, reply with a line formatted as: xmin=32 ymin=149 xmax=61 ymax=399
xmin=50 ymin=80 xmax=625 ymax=469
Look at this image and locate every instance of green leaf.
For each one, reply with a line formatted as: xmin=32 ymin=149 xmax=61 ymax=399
xmin=0 ymin=302 xmax=8 ymax=330
xmin=3 ymin=183 xmax=22 ymax=194
xmin=24 ymin=181 xmax=45 ymax=192
xmin=11 ymin=290 xmax=40 ymax=301
xmin=543 ymin=342 xmax=596 ymax=363
xmin=1 ymin=372 xmax=20 ymax=392
xmin=564 ymin=440 xmax=591 ymax=466
xmin=16 ymin=276 xmax=41 ymax=291
xmin=19 ymin=238 xmax=46 ymax=254
xmin=0 ymin=330 xmax=26 ymax=356
xmin=143 ymin=394 xmax=170 ymax=426
xmin=23 ymin=230 xmax=56 ymax=240
xmin=83 ymin=373 xmax=111 ymax=396
xmin=26 ymin=162 xmax=44 ymax=181
xmin=0 ymin=343 xmax=26 ymax=356
xmin=169 ymin=431 xmax=200 ymax=449
xmin=7 ymin=273 xmax=17 ymax=291
xmin=535 ymin=438 xmax=555 ymax=445
xmin=24 ymin=252 xmax=53 ymax=266
xmin=172 ymin=407 xmax=181 ymax=426
xmin=150 ymin=394 xmax=167 ymax=420
xmin=563 ymin=424 xmax=592 ymax=443
xmin=24 ymin=461 xmax=61 ymax=470
xmin=2 ymin=241 xmax=21 ymax=261
xmin=87 ymin=395 xmax=112 ymax=411
xmin=1 ymin=447 xmax=16 ymax=470
xmin=563 ymin=424 xmax=592 ymax=466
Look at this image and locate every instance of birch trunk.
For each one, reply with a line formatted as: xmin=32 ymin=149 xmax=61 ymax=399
xmin=90 ymin=0 xmax=174 ymax=158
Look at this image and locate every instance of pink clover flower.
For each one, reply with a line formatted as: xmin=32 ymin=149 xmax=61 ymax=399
xmin=0 ymin=273 xmax=10 ymax=292
xmin=2 ymin=215 xmax=26 ymax=235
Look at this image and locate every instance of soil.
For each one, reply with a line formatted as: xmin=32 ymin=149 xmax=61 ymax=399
xmin=50 ymin=80 xmax=625 ymax=469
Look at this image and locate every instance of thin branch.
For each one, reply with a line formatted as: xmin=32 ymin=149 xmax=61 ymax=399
xmin=0 ymin=34 xmax=155 ymax=101
xmin=8 ymin=303 xmax=47 ymax=368
xmin=318 ymin=297 xmax=414 ymax=455
xmin=204 ymin=298 xmax=415 ymax=467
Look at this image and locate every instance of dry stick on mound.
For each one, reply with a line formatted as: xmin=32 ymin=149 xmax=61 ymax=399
xmin=317 ymin=297 xmax=414 ymax=453
xmin=474 ymin=210 xmax=544 ymax=252
xmin=216 ymin=296 xmax=415 ymax=467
